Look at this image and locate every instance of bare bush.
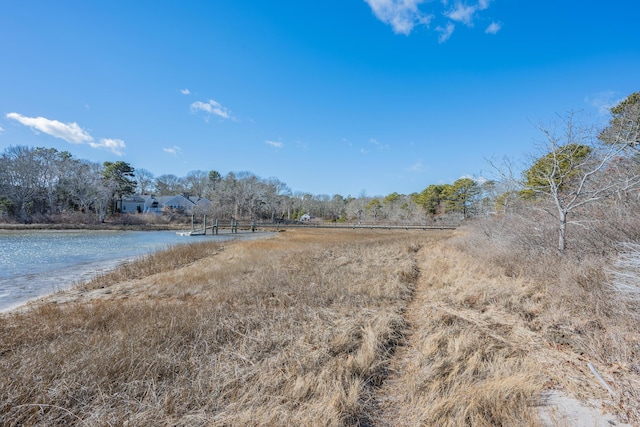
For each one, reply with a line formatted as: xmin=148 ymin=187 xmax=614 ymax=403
xmin=608 ymin=242 xmax=640 ymax=302
xmin=453 ymin=215 xmax=640 ymax=423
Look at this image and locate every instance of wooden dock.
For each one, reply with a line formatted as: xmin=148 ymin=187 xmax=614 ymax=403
xmin=178 ymin=216 xmax=458 ymax=236
xmin=177 ymin=216 xmax=242 ymax=236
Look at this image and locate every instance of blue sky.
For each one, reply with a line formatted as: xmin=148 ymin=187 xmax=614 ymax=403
xmin=1 ymin=1 xmax=639 ymax=197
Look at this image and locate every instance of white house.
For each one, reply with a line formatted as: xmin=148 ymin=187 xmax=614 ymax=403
xmin=156 ymin=195 xmax=193 ymax=213
xmin=142 ymin=195 xmax=160 ymax=213
xmin=121 ymin=194 xmax=212 ymax=215
xmin=120 ymin=195 xmax=146 ymax=214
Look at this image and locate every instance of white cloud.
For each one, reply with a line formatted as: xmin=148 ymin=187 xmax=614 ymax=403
xmin=163 ymin=145 xmax=182 ymax=156
xmin=265 ymin=140 xmax=283 ymax=149
xmin=190 ymin=99 xmax=233 ymax=120
xmin=445 ymin=3 xmax=476 ymax=25
xmin=485 ymin=21 xmax=501 ymax=34
xmin=90 ymin=138 xmax=126 ymax=156
xmin=6 ymin=112 xmax=125 ymax=156
xmin=474 ymin=175 xmax=488 ymax=184
xmin=408 ymin=160 xmax=425 ymax=172
xmin=369 ymin=138 xmax=389 ymax=150
xmin=6 ymin=112 xmax=93 ymax=144
xmin=436 ymin=23 xmax=455 ymax=43
xmin=585 ymin=91 xmax=621 ymax=116
xmin=0 ymin=125 xmax=4 ymax=134
xmin=365 ymin=0 xmax=497 ymax=40
xmin=364 ymin=0 xmax=432 ymax=35
xmin=180 ymin=88 xmax=191 ymax=95
xmin=445 ymin=0 xmax=491 ymax=26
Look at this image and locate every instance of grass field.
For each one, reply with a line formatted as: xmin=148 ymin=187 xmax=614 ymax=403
xmin=1 ymin=228 xmax=638 ymax=426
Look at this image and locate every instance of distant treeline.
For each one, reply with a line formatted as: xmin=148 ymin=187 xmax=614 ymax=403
xmin=0 ymin=146 xmax=494 ymax=224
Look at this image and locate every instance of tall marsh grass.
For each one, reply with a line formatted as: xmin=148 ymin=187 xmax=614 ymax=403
xmin=454 ymin=210 xmax=640 ymax=424
xmin=0 ymin=229 xmax=444 ymax=426
xmin=5 ymin=224 xmax=636 ymax=426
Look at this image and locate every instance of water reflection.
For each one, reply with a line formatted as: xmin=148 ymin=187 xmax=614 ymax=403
xmin=0 ymin=230 xmax=238 ymax=312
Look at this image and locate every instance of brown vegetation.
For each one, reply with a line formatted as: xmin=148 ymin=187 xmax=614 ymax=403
xmin=0 ymin=212 xmax=183 ymax=231
xmin=1 ymin=230 xmax=437 ymax=425
xmin=456 ymin=214 xmax=640 ymax=425
xmin=1 ymin=227 xmax=638 ymax=426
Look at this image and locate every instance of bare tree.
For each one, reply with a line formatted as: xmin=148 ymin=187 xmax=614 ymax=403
xmin=262 ymin=178 xmax=290 ymax=221
xmin=32 ymin=147 xmax=71 ymax=215
xmin=135 ymin=168 xmax=155 ymax=195
xmin=0 ymin=146 xmax=43 ymax=221
xmin=184 ymin=170 xmax=209 ymax=198
xmin=155 ymin=174 xmax=184 ymax=196
xmin=502 ymin=112 xmax=640 ymax=252
xmin=63 ymin=160 xmax=97 ymax=216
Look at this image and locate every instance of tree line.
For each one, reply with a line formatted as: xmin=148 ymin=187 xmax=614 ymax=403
xmin=2 ymin=91 xmax=639 ymax=253
xmin=0 ymin=153 xmax=491 ymax=225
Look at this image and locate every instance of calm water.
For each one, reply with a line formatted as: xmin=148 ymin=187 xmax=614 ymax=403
xmin=0 ymin=230 xmax=242 ymax=312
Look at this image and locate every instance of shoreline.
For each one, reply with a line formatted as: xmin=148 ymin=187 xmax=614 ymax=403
xmin=0 ymin=255 xmax=137 ymax=315
xmin=0 ymin=223 xmax=182 ymax=231
xmin=0 ymin=230 xmax=276 ymax=315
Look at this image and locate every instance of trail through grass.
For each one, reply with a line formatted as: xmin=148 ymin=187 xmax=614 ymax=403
xmin=2 ymin=228 xmax=637 ymax=426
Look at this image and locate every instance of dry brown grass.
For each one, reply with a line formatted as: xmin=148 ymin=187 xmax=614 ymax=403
xmin=454 ymin=220 xmax=640 ymax=425
xmin=0 ymin=229 xmax=445 ymax=426
xmin=4 ymin=226 xmax=633 ymax=426
xmin=374 ymin=239 xmax=545 ymax=426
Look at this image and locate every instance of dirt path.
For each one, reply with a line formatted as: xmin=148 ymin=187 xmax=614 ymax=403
xmin=373 ymin=241 xmax=632 ymax=426
xmin=372 ymin=246 xmax=434 ymax=426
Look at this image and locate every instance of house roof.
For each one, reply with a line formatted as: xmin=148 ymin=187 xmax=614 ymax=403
xmin=122 ymin=195 xmax=146 ymax=203
xmin=126 ymin=194 xmax=211 ymax=208
xmin=189 ymin=196 xmax=211 ymax=205
xmin=156 ymin=195 xmax=194 ymax=206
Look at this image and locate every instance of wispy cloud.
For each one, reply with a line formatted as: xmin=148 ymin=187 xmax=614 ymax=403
xmin=0 ymin=125 xmax=4 ymax=134
xmin=180 ymin=88 xmax=191 ymax=95
xmin=408 ymin=159 xmax=425 ymax=172
xmin=474 ymin=175 xmax=488 ymax=184
xmin=190 ymin=99 xmax=233 ymax=120
xmin=440 ymin=0 xmax=493 ymax=39
xmin=485 ymin=21 xmax=501 ymax=34
xmin=163 ymin=145 xmax=182 ymax=156
xmin=90 ymin=138 xmax=126 ymax=156
xmin=584 ymin=91 xmax=621 ymax=116
xmin=6 ymin=113 xmax=93 ymax=144
xmin=369 ymin=138 xmax=389 ymax=150
xmin=363 ymin=0 xmax=432 ymax=35
xmin=265 ymin=140 xmax=283 ymax=149
xmin=436 ymin=23 xmax=455 ymax=43
xmin=445 ymin=3 xmax=477 ymax=26
xmin=364 ymin=0 xmax=498 ymax=41
xmin=5 ymin=112 xmax=125 ymax=156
